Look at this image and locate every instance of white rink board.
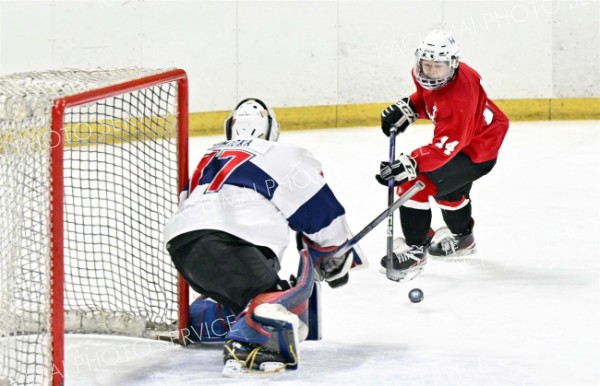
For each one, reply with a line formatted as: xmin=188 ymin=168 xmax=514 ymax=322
xmin=1 ymin=1 xmax=599 ymax=111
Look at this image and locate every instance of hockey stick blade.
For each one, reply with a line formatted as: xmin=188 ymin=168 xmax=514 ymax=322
xmin=328 ymin=181 xmax=424 ymax=259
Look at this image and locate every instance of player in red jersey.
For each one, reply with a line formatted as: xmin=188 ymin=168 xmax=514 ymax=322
xmin=376 ymin=29 xmax=509 ymax=282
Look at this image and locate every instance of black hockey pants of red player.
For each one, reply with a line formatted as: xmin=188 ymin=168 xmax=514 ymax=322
xmin=397 ymin=152 xmax=496 ymax=246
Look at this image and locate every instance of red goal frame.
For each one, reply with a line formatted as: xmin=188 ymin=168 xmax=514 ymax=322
xmin=48 ymin=69 xmax=189 ymax=386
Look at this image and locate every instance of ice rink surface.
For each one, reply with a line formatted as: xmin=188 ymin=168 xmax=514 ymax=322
xmin=67 ymin=120 xmax=599 ymax=386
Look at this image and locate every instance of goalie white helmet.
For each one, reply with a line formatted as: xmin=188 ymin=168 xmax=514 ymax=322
xmin=413 ymin=30 xmax=460 ymax=90
xmin=224 ymin=98 xmax=280 ymax=141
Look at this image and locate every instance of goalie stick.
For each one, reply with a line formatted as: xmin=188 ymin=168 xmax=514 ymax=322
xmin=386 ymin=127 xmax=397 ymax=281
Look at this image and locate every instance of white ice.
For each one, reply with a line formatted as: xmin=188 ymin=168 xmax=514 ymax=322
xmin=66 ymin=120 xmax=599 ymax=386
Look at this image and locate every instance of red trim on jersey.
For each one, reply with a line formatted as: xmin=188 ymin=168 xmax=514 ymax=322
xmin=436 ymin=195 xmax=468 ymax=209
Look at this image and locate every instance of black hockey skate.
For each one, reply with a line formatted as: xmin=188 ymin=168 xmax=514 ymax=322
xmin=428 ymin=220 xmax=476 ymax=258
xmin=380 ymin=231 xmax=433 ymax=282
xmin=223 ymin=339 xmax=287 ymax=375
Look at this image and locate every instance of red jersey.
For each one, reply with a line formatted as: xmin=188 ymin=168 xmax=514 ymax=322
xmin=408 ymin=62 xmax=509 ymax=172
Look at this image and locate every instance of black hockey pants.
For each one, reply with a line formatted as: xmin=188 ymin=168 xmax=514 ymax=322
xmin=167 ymin=230 xmax=280 ymax=314
xmin=401 ymin=152 xmax=496 ymax=246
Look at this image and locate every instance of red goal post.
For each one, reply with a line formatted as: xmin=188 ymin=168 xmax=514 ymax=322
xmin=0 ymin=68 xmax=189 ymax=386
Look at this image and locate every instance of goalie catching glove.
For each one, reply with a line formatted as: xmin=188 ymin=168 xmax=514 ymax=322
xmin=381 ymin=97 xmax=418 ymax=136
xmin=376 ymin=154 xmax=418 ymax=186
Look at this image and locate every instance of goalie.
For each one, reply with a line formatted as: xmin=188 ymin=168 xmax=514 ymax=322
xmin=163 ymin=98 xmax=365 ymax=375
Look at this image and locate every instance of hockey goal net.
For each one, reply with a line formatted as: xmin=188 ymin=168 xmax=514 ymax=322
xmin=0 ymin=68 xmax=189 ymax=386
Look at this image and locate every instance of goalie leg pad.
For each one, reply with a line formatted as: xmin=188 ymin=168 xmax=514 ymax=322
xmin=187 ymin=296 xmax=236 ymax=343
xmin=252 ymin=303 xmax=301 ymax=369
xmin=227 ymin=249 xmax=313 ymax=343
xmin=306 ymin=281 xmax=322 ymax=340
xmin=223 ymin=253 xmax=313 ymax=373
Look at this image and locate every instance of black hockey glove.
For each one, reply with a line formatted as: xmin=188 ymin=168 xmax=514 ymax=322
xmin=381 ymin=98 xmax=418 ymax=137
xmin=375 ymin=154 xmax=418 ymax=186
xmin=326 ymin=273 xmax=349 ymax=288
xmin=315 ymin=249 xmax=353 ymax=284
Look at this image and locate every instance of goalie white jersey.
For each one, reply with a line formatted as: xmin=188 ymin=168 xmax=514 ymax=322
xmin=163 ymin=138 xmax=352 ymax=259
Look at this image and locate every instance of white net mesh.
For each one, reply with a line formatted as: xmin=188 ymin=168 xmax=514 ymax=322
xmin=0 ymin=68 xmax=184 ymax=385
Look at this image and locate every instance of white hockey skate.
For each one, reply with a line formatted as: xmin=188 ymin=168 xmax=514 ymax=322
xmin=380 ymin=237 xmax=429 ymax=282
xmin=428 ymin=226 xmax=477 ymax=259
xmin=222 ymin=304 xmax=301 ymax=378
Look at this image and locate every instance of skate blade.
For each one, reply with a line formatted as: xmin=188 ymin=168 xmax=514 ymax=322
xmin=380 ymin=265 xmax=425 ymax=283
xmin=429 ymin=247 xmax=477 ymax=261
xmin=222 ymin=359 xmax=286 ymax=378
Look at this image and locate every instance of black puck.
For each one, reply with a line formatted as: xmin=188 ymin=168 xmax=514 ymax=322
xmin=408 ymin=288 xmax=424 ymax=303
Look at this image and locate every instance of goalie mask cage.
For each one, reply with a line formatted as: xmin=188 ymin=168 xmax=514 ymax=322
xmin=0 ymin=68 xmax=190 ymax=386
